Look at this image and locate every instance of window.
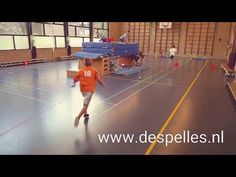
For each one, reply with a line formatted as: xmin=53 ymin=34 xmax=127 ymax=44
xmin=83 ymin=22 xmax=89 ymax=27
xmin=56 ymin=37 xmax=65 ymax=48
xmin=94 ymin=22 xmax=103 ymax=28
xmin=53 ymin=25 xmax=64 ymax=36
xmin=93 ymin=22 xmax=109 ymax=40
xmin=0 ymin=22 xmax=104 ymax=50
xmin=34 ymin=36 xmax=54 ymax=48
xmin=14 ymin=36 xmax=29 ymax=49
xmin=93 ymin=38 xmax=100 ymax=42
xmin=45 ymin=23 xmax=64 ymax=36
xmin=77 ymin=27 xmax=89 ymax=37
xmin=68 ymin=22 xmax=83 ymax=26
xmin=32 ymin=23 xmax=44 ymax=35
xmin=83 ymin=38 xmax=90 ymax=42
xmin=70 ymin=37 xmax=83 ymax=47
xmin=104 ymin=22 xmax=108 ymax=29
xmin=93 ymin=29 xmax=99 ymax=38
xmin=69 ymin=26 xmax=76 ymax=36
xmin=0 ymin=22 xmax=29 ymax=50
xmin=0 ymin=22 xmax=27 ymax=35
xmin=32 ymin=22 xmax=65 ymax=49
xmin=98 ymin=29 xmax=108 ymax=37
xmin=0 ymin=36 xmax=14 ymax=50
xmin=45 ymin=24 xmax=53 ymax=35
xmin=68 ymin=22 xmax=90 ymax=42
xmin=54 ymin=22 xmax=64 ymax=25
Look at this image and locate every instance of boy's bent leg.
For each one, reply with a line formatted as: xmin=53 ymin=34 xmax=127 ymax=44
xmin=170 ymin=55 xmax=174 ymax=62
xmin=74 ymin=106 xmax=88 ymax=127
xmin=74 ymin=92 xmax=93 ymax=127
xmin=82 ymin=92 xmax=93 ymax=118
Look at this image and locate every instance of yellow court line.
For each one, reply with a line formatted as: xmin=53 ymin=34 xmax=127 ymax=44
xmin=145 ymin=61 xmax=208 ymax=155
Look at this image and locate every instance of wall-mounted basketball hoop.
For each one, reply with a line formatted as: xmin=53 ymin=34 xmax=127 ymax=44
xmin=159 ymin=22 xmax=172 ymax=29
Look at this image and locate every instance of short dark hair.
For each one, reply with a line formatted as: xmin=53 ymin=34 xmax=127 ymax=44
xmin=172 ymin=45 xmax=175 ymax=48
xmin=84 ymin=58 xmax=92 ymax=66
xmin=139 ymin=51 xmax=145 ymax=58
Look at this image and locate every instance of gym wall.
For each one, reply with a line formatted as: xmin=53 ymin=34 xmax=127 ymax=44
xmin=0 ymin=49 xmax=31 ymax=62
xmin=0 ymin=22 xmax=108 ymax=62
xmin=109 ymin=22 xmax=236 ymax=59
xmin=109 ymin=22 xmax=121 ymax=41
xmin=0 ymin=22 xmax=235 ymax=63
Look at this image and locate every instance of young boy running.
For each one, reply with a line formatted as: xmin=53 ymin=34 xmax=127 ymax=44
xmin=73 ymin=58 xmax=105 ymax=127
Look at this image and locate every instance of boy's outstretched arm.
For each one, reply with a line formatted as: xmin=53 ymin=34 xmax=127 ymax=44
xmin=72 ymin=73 xmax=80 ymax=87
xmin=96 ymin=73 xmax=106 ymax=88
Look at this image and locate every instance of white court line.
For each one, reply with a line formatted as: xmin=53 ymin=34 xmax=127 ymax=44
xmin=0 ymin=79 xmax=38 ymax=89
xmin=0 ymin=59 xmax=187 ymax=111
xmin=102 ymin=68 xmax=172 ymax=102
xmin=154 ymin=82 xmax=188 ymax=88
xmin=99 ymin=65 xmax=181 ymax=116
xmin=0 ymin=70 xmax=43 ymax=78
xmin=0 ymin=88 xmax=53 ymax=105
xmin=1 ymin=69 xmax=160 ymax=102
xmin=0 ymin=66 xmax=178 ymax=136
xmin=100 ymin=59 xmax=190 ymax=103
xmin=103 ymin=101 xmax=116 ymax=105
xmin=35 ymin=81 xmax=68 ymax=90
xmin=1 ymin=67 xmax=74 ymax=91
xmin=0 ymin=79 xmax=53 ymax=93
xmin=0 ymin=97 xmax=70 ymax=137
xmin=103 ymin=75 xmax=140 ymax=82
xmin=0 ymin=60 xmax=187 ymax=136
xmin=0 ymin=78 xmax=68 ymax=92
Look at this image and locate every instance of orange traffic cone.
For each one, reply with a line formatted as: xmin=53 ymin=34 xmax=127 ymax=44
xmin=174 ymin=61 xmax=179 ymax=67
xmin=210 ymin=64 xmax=217 ymax=70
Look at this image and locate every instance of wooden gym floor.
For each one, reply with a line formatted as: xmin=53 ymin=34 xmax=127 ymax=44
xmin=0 ymin=56 xmax=235 ymax=154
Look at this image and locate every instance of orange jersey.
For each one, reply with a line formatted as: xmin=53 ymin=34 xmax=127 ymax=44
xmin=74 ymin=66 xmax=99 ymax=93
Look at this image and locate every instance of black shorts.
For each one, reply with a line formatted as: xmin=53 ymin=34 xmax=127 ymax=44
xmin=170 ymin=55 xmax=174 ymax=59
xmin=132 ymin=55 xmax=139 ymax=62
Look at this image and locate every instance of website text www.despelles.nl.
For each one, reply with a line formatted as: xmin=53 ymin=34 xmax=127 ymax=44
xmin=98 ymin=130 xmax=224 ymax=146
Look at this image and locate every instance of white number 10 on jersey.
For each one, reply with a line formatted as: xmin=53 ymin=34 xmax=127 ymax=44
xmin=84 ymin=70 xmax=92 ymax=77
